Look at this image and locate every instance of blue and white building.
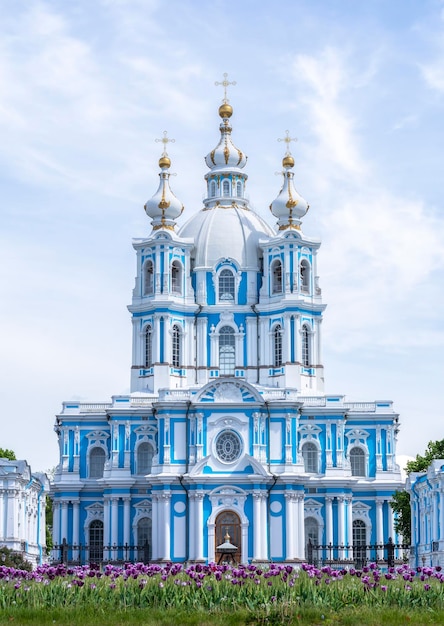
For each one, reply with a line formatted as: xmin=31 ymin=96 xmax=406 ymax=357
xmin=0 ymin=458 xmax=49 ymax=566
xmin=51 ymin=96 xmax=403 ymax=564
xmin=407 ymin=461 xmax=444 ymax=568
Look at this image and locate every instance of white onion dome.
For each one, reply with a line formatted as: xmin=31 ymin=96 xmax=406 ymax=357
xmin=178 ymin=203 xmax=274 ymax=268
xmin=204 ymin=104 xmax=247 ymax=173
xmin=270 ymin=153 xmax=309 ymax=230
xmin=144 ymin=153 xmax=184 ymax=231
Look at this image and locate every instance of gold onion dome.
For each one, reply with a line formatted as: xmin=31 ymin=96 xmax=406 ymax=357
xmin=145 ymin=133 xmax=184 ymax=231
xmin=205 ymin=103 xmax=247 ymax=171
xmin=270 ymin=142 xmax=308 ymax=231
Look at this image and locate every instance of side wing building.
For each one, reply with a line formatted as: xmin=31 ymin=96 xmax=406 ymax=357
xmin=51 ymin=97 xmax=403 ymax=564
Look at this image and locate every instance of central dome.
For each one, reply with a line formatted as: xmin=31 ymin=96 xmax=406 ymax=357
xmin=178 ymin=205 xmax=275 ymax=268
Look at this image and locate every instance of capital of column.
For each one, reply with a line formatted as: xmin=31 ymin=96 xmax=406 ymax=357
xmin=253 ymin=491 xmax=268 ymax=501
xmin=189 ymin=492 xmax=205 ymax=501
xmin=284 ymin=492 xmax=298 ymax=502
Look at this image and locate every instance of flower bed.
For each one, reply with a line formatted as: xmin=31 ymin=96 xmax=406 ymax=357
xmin=0 ymin=561 xmax=444 ymax=613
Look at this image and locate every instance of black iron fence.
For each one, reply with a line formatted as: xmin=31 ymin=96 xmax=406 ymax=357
xmin=50 ymin=540 xmax=151 ymax=566
xmin=307 ymin=537 xmax=410 ymax=569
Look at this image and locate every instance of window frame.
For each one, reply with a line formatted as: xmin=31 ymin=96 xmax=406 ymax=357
xmin=171 ymin=324 xmax=181 ymax=368
xmin=218 ymin=268 xmax=236 ymax=302
xmin=89 ymin=446 xmax=106 ymax=479
xmin=349 ymin=446 xmax=366 ymax=477
xmin=271 ymin=259 xmax=283 ymax=294
xmin=171 ymin=260 xmax=183 ymax=295
xmin=219 ymin=325 xmax=236 ymax=376
xmin=273 ymin=324 xmax=283 ymax=368
xmin=302 ymin=441 xmax=318 ymax=474
xmin=143 ymin=259 xmax=154 ymax=296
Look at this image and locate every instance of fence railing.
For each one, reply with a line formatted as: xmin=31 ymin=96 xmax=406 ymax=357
xmin=307 ymin=538 xmax=410 ymax=569
xmin=50 ymin=540 xmax=151 ymax=566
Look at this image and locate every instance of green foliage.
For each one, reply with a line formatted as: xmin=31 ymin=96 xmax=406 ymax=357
xmin=391 ymin=439 xmax=444 ymax=547
xmin=0 ymin=545 xmax=32 ymax=571
xmin=0 ymin=448 xmax=16 ymax=461
xmin=405 ymin=439 xmax=444 ymax=474
xmin=391 ymin=490 xmax=411 ymax=545
xmin=45 ymin=497 xmax=53 ymax=550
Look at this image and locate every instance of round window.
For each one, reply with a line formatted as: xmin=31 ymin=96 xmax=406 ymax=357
xmin=215 ymin=430 xmax=242 ymax=464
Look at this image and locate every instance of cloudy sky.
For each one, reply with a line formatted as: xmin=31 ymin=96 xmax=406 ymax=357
xmin=1 ymin=0 xmax=443 ymax=473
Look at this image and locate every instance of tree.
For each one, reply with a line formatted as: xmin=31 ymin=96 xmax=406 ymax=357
xmin=0 ymin=546 xmax=32 ymax=571
xmin=0 ymin=448 xmax=16 ymax=460
xmin=391 ymin=439 xmax=444 ymax=546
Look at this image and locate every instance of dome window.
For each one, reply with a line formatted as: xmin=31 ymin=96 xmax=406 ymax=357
xmin=215 ymin=429 xmax=242 ymax=463
xmin=144 ymin=260 xmax=154 ymax=295
xmin=219 ymin=326 xmax=235 ymax=375
xmin=210 ymin=180 xmax=217 ymax=198
xmin=302 ymin=442 xmax=318 ymax=473
xmin=350 ymin=447 xmax=366 ymax=477
xmin=222 ymin=179 xmax=230 ymax=197
xmin=271 ymin=259 xmax=283 ymax=294
xmin=219 ymin=269 xmax=235 ymax=301
xmin=300 ymin=259 xmax=310 ymax=292
xmin=171 ymin=324 xmax=182 ymax=368
xmin=137 ymin=442 xmax=154 ymax=474
xmin=301 ymin=324 xmax=311 ymax=367
xmin=89 ymin=447 xmax=106 ymax=479
xmin=236 ymin=181 xmax=242 ymax=197
xmin=144 ymin=325 xmax=153 ymax=368
xmin=273 ymin=324 xmax=283 ymax=367
xmin=171 ymin=260 xmax=182 ymax=295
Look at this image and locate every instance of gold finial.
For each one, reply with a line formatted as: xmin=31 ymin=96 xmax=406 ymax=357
xmin=278 ymin=130 xmax=297 ymax=155
xmin=155 ymin=130 xmax=175 ymax=156
xmin=215 ymin=72 xmax=236 ymax=104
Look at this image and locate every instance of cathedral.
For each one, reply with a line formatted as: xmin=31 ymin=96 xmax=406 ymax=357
xmin=51 ymin=85 xmax=403 ymax=565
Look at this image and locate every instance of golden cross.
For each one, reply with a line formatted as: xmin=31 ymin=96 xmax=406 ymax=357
xmin=155 ymin=130 xmax=175 ymax=156
xmin=278 ymin=130 xmax=297 ymax=155
xmin=215 ymin=72 xmax=236 ymax=103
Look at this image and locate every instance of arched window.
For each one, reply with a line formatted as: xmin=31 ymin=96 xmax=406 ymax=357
xmin=301 ymin=325 xmax=310 ymax=367
xmin=210 ymin=180 xmax=217 ymax=198
xmin=222 ymin=179 xmax=230 ymax=197
xmin=271 ymin=260 xmax=283 ymax=294
xmin=172 ymin=324 xmax=181 ymax=368
xmin=89 ymin=520 xmax=103 ymax=563
xmin=353 ymin=519 xmax=367 ymax=568
xmin=89 ymin=447 xmax=106 ymax=478
xmin=171 ymin=261 xmax=182 ymax=295
xmin=273 ymin=324 xmax=282 ymax=367
xmin=219 ymin=269 xmax=235 ymax=301
xmin=236 ymin=181 xmax=242 ymax=197
xmin=145 ymin=325 xmax=153 ymax=368
xmin=300 ymin=260 xmax=310 ymax=292
xmin=350 ymin=447 xmax=366 ymax=477
xmin=137 ymin=518 xmax=152 ymax=562
xmin=219 ymin=326 xmax=235 ymax=375
xmin=305 ymin=517 xmax=319 ymax=559
xmin=137 ymin=442 xmax=153 ymax=474
xmin=144 ymin=260 xmax=154 ymax=295
xmin=302 ymin=442 xmax=318 ymax=473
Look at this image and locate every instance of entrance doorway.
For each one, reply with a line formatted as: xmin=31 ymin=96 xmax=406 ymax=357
xmin=215 ymin=510 xmax=241 ymax=564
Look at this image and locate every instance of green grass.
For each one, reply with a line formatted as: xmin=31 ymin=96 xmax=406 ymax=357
xmin=2 ymin=606 xmax=444 ymax=625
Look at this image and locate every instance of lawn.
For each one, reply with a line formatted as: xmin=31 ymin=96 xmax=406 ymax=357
xmin=1 ymin=561 xmax=444 ymax=625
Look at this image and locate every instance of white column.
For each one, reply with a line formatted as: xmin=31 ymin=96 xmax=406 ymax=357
xmin=433 ymin=492 xmax=439 ymax=543
xmin=72 ymin=501 xmax=80 ymax=560
xmin=440 ymin=490 xmax=444 ymax=543
xmin=346 ymin=497 xmax=353 ymax=559
xmin=297 ymin=494 xmax=305 ymax=560
xmin=153 ymin=314 xmax=161 ymax=363
xmin=52 ymin=502 xmax=60 ymax=547
xmin=195 ymin=493 xmax=204 ymax=562
xmin=253 ymin=492 xmax=262 ymax=561
xmin=241 ymin=522 xmax=249 ymax=564
xmin=103 ymin=498 xmax=111 ymax=560
xmin=285 ymin=493 xmax=296 ymax=560
xmin=376 ymin=499 xmax=384 ymax=559
xmin=260 ymin=493 xmax=268 ymax=560
xmin=188 ymin=494 xmax=196 ymax=560
xmin=325 ymin=497 xmax=333 ymax=547
xmin=337 ymin=496 xmax=345 ymax=559
xmin=123 ymin=497 xmax=131 ymax=547
xmin=111 ymin=498 xmax=119 ymax=559
xmin=0 ymin=491 xmax=4 ymax=540
xmin=7 ymin=490 xmax=16 ymax=538
xmin=151 ymin=495 xmax=158 ymax=561
xmin=60 ymin=501 xmax=68 ymax=543
xmin=283 ymin=314 xmax=291 ymax=363
xmin=163 ymin=493 xmax=171 ymax=561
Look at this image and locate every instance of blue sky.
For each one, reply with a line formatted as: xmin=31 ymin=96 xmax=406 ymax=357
xmin=1 ymin=0 xmax=444 ymax=472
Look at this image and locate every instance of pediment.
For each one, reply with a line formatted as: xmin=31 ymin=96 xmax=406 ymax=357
xmin=196 ymin=380 xmax=263 ymax=404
